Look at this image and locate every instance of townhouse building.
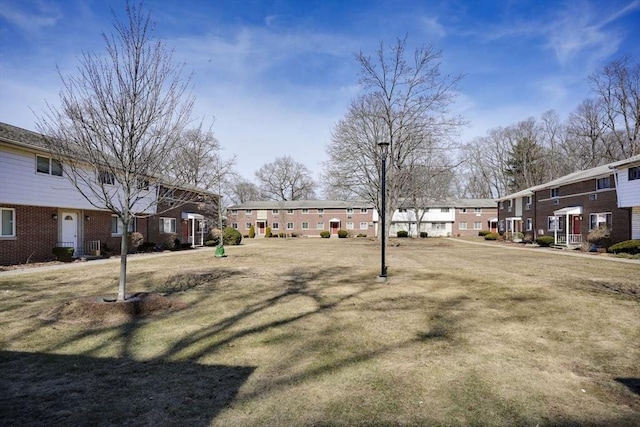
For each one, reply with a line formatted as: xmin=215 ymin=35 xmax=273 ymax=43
xmin=390 ymin=199 xmax=497 ymax=237
xmin=497 ymin=155 xmax=639 ymax=248
xmin=227 ymin=200 xmax=376 ymax=237
xmin=0 ymin=122 xmax=218 ymax=265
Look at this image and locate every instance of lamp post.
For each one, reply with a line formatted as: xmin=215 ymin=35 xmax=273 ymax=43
xmin=378 ymin=141 xmax=389 ymax=280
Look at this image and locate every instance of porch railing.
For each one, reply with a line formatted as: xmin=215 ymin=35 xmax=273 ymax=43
xmin=86 ymin=240 xmax=101 ymax=255
xmin=556 ymin=234 xmax=583 ymax=245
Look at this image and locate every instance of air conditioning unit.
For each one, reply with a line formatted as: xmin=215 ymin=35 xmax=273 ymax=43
xmin=347 ymin=215 xmax=353 ymax=219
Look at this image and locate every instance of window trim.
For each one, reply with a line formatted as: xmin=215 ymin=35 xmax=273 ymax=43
xmin=301 ymin=222 xmax=309 ymax=229
xmin=1 ymin=207 xmax=16 ymax=238
xmin=272 ymin=222 xmax=279 ymax=230
xmin=550 ymin=188 xmax=559 ymax=198
xmin=98 ymin=170 xmax=115 ymax=185
xmin=316 ymin=222 xmax=324 ymax=230
xmin=301 ymin=208 xmax=309 ymax=214
xmin=36 ymin=155 xmax=63 ymax=177
xmin=473 ymin=221 xmax=482 ymax=230
xmin=589 ymin=212 xmax=612 ymax=231
xmin=459 ymin=222 xmax=468 ymax=230
xmin=359 ymin=222 xmax=368 ymax=230
xmin=286 ymin=222 xmax=294 ymax=230
xmin=596 ymin=176 xmax=611 ymax=190
xmin=159 ymin=217 xmax=176 ymax=234
xmin=628 ymin=166 xmax=640 ymax=181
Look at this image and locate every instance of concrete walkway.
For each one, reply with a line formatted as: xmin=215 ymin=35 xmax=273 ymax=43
xmin=446 ymin=237 xmax=640 ymax=265
xmin=0 ymin=246 xmax=220 ymax=277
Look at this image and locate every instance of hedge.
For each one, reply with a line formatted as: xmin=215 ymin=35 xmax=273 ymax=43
xmin=535 ymin=236 xmax=554 ymax=247
xmin=483 ymin=232 xmax=499 ymax=241
xmin=320 ymin=231 xmax=331 ymax=238
xmin=608 ymin=239 xmax=640 ymax=255
xmin=52 ymin=246 xmax=74 ymax=262
xmin=397 ymin=230 xmax=409 ymax=238
xmin=337 ymin=229 xmax=349 ymax=238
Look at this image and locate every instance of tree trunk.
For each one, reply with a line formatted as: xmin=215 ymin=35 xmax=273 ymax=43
xmin=118 ymin=232 xmax=129 ymax=301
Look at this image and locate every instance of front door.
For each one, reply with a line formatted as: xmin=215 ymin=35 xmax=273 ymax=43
xmin=61 ymin=212 xmax=78 ymax=251
xmin=572 ymin=216 xmax=581 ymax=234
xmin=330 ymin=222 xmax=339 ymax=235
xmin=258 ymin=221 xmax=265 ymax=236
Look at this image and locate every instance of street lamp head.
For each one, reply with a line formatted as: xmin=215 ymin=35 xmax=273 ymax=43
xmin=378 ymin=141 xmax=390 ymax=148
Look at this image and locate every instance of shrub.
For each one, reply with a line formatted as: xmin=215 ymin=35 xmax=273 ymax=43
xmin=127 ymin=231 xmax=144 ymax=253
xmin=180 ymin=243 xmax=192 ymax=250
xmin=278 ymin=232 xmax=285 ymax=238
xmin=478 ymin=230 xmax=491 ymax=237
xmin=397 ymin=230 xmax=409 ymax=238
xmin=587 ymin=226 xmax=612 ymax=248
xmin=101 ymin=242 xmax=113 ymax=258
xmin=223 ymin=227 xmax=243 ymax=245
xmin=52 ymin=246 xmax=74 ymax=262
xmin=484 ymin=232 xmax=499 ymax=241
xmin=608 ymin=239 xmax=640 ymax=254
xmin=357 ymin=233 xmax=367 ymax=238
xmin=249 ymin=224 xmax=256 ymax=238
xmin=205 ymin=229 xmax=221 ymax=246
xmin=139 ymin=241 xmax=156 ymax=252
xmin=173 ymin=238 xmax=181 ymax=250
xmin=204 ymin=240 xmax=217 ymax=247
xmin=290 ymin=232 xmax=299 ymax=238
xmin=536 ymin=236 xmax=554 ymax=247
xmin=320 ymin=231 xmax=331 ymax=238
xmin=337 ymin=229 xmax=349 ymax=238
xmin=265 ymin=226 xmax=272 ymax=238
xmin=420 ymin=232 xmax=428 ymax=238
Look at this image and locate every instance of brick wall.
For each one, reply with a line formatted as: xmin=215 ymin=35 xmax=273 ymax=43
xmin=534 ymin=176 xmax=630 ymax=244
xmin=453 ymin=207 xmax=498 ymax=237
xmin=0 ymin=204 xmax=58 ymax=265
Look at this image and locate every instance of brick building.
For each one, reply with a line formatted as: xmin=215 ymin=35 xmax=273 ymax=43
xmin=0 ymin=122 xmax=217 ymax=265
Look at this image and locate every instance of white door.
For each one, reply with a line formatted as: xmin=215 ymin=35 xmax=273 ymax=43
xmin=61 ymin=212 xmax=78 ymax=250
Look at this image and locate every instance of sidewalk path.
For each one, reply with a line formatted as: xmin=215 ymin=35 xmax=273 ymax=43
xmin=446 ymin=238 xmax=640 ymax=265
xmin=0 ymin=246 xmax=219 ymax=277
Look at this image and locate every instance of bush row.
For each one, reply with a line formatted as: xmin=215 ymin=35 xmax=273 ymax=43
xmin=608 ymin=239 xmax=640 ymax=254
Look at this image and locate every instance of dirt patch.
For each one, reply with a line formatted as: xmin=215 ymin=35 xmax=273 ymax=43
xmin=40 ymin=292 xmax=187 ymax=325
xmin=581 ymin=279 xmax=640 ymax=299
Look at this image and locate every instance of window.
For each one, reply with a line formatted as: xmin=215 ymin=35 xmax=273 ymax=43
xmin=589 ymin=213 xmax=612 ymax=230
xmin=1 ymin=208 xmax=16 ymax=237
xmin=346 ymin=208 xmax=353 ymax=214
xmin=360 ymin=222 xmax=368 ymax=229
xmin=317 ymin=208 xmax=324 ymax=214
xmin=302 ymin=222 xmax=309 ymax=229
xmin=232 ymin=223 xmax=238 ymax=229
xmin=551 ymin=188 xmax=559 ymax=198
xmin=231 ymin=209 xmax=238 ymax=215
xmin=245 ymin=223 xmax=251 ymax=229
xmin=507 ymin=200 xmax=513 ymax=212
xmin=589 ymin=194 xmax=598 ymax=201
xmin=526 ymin=218 xmax=532 ymax=231
xmin=111 ymin=215 xmax=135 ymax=235
xmin=629 ymin=166 xmax=640 ymax=181
xmin=525 ymin=195 xmax=532 ymax=205
xmin=160 ymin=217 xmax=176 ymax=234
xmin=459 ymin=208 xmax=467 ymax=213
xmin=459 ymin=222 xmax=468 ymax=230
xmin=474 ymin=208 xmax=482 ymax=213
xmin=432 ymin=222 xmax=446 ymax=230
xmin=360 ymin=208 xmax=368 ymax=213
xmin=346 ymin=222 xmax=354 ymax=229
xmin=98 ymin=170 xmax=115 ymax=185
xmin=36 ymin=155 xmax=63 ymax=176
xmin=287 ymin=222 xmax=294 ymax=230
xmin=441 ymin=208 xmax=450 ymax=213
xmin=547 ymin=216 xmax=563 ymax=232
xmin=499 ymin=201 xmax=504 ymax=209
xmin=596 ymin=177 xmax=611 ymax=190
xmin=245 ymin=209 xmax=252 ymax=215
xmin=317 ymin=222 xmax=324 ymax=230
xmin=474 ymin=222 xmax=482 ymax=230
xmin=287 ymin=209 xmax=294 ymax=214
xmin=272 ymin=222 xmax=279 ymax=230
xmin=302 ymin=208 xmax=309 ymax=214
xmin=272 ymin=209 xmax=279 ymax=214
xmin=424 ymin=208 xmax=430 ymax=213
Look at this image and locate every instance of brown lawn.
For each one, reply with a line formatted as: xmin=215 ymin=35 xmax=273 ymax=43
xmin=1 ymin=237 xmax=639 ymax=426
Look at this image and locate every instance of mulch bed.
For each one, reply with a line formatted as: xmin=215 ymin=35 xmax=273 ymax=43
xmin=40 ymin=292 xmax=187 ymax=325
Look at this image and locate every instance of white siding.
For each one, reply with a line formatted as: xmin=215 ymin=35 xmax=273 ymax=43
xmin=0 ymin=145 xmax=156 ymax=213
xmin=632 ymin=207 xmax=640 ymax=240
xmin=615 ymin=167 xmax=640 ymax=207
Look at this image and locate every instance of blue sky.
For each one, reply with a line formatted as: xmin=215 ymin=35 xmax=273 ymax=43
xmin=1 ymin=0 xmax=639 ymax=182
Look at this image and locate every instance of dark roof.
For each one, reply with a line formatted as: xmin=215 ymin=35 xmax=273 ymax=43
xmin=397 ymin=198 xmax=496 ymax=209
xmin=0 ymin=122 xmax=49 ymax=151
xmin=229 ymin=200 xmax=374 ymax=210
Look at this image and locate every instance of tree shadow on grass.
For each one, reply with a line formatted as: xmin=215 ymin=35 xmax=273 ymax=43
xmin=0 ymin=350 xmax=254 ymax=426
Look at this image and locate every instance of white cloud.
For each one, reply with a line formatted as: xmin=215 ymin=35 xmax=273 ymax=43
xmin=0 ymin=0 xmax=60 ymax=34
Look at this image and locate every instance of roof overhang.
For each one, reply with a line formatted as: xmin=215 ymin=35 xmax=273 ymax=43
xmin=487 ymin=217 xmax=498 ymax=222
xmin=553 ymin=206 xmax=582 ymax=216
xmin=329 ymin=218 xmax=341 ymax=222
xmin=182 ymin=212 xmax=205 ymax=220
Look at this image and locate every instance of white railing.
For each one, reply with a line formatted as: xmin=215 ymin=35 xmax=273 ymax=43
xmin=556 ymin=234 xmax=582 ymax=245
xmin=86 ymin=240 xmax=101 ymax=255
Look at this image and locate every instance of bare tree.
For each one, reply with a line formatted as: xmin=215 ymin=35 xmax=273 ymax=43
xmin=255 ymin=156 xmax=317 ymax=201
xmin=227 ymin=177 xmax=262 ymax=204
xmin=36 ymin=2 xmax=194 ymax=301
xmin=169 ymin=121 xmax=236 ymax=229
xmin=589 ymin=55 xmax=640 ymax=157
xmin=325 ymin=37 xmax=464 ymax=238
